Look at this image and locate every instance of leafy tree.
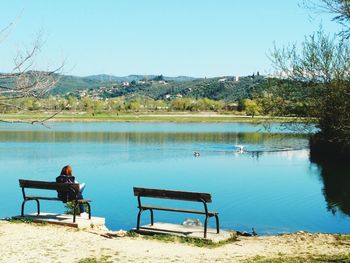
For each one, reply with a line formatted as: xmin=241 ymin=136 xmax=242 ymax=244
xmin=109 ymin=97 xmax=125 ymax=111
xmin=142 ymin=97 xmax=156 ymax=110
xmin=170 ymin=98 xmax=194 ymax=111
xmin=93 ymin=100 xmax=107 ymax=113
xmin=194 ymin=98 xmax=224 ymax=111
xmin=270 ymin=28 xmax=350 ymax=160
xmin=80 ymin=97 xmax=94 ymax=112
xmin=244 ymin=99 xmax=260 ymax=118
xmin=67 ymin=96 xmax=78 ymax=111
xmin=237 ymin=99 xmax=246 ymax=111
xmin=23 ymin=98 xmax=35 ymax=111
xmin=126 ymin=100 xmax=141 ymax=111
xmin=154 ymin=100 xmax=166 ymax=110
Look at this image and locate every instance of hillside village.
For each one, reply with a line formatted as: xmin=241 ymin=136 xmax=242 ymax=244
xmin=54 ymin=73 xmax=264 ymax=103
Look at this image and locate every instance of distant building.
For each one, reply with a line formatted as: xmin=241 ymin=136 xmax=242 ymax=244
xmin=218 ymin=78 xmax=227 ymax=82
xmin=122 ymin=81 xmax=130 ymax=86
xmin=235 ymin=76 xmax=239 ymax=82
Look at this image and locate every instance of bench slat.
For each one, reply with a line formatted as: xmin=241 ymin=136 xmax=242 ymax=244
xmin=139 ymin=205 xmax=218 ymax=216
xmin=19 ymin=179 xmax=80 ymax=192
xmin=25 ymin=196 xmax=91 ymax=203
xmin=26 ymin=196 xmax=60 ymax=201
xmin=133 ymin=187 xmax=212 ymax=202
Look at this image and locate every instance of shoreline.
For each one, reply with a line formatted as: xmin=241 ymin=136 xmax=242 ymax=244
xmin=0 ymin=220 xmax=349 ymax=263
xmin=0 ymin=112 xmax=306 ymax=123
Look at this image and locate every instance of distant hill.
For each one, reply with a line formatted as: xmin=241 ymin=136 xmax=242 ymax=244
xmin=1 ymin=72 xmax=268 ymax=102
xmin=49 ymin=74 xmax=196 ymax=95
xmin=129 ymin=75 xmax=268 ymax=102
xmin=50 ymin=74 xmax=106 ymax=95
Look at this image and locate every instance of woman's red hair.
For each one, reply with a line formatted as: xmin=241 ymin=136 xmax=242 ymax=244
xmin=60 ymin=165 xmax=72 ymax=176
xmin=65 ymin=165 xmax=72 ymax=176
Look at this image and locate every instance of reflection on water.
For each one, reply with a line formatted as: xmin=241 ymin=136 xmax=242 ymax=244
xmin=313 ymin=161 xmax=350 ymax=216
xmin=0 ymin=122 xmax=315 ymax=133
xmin=0 ymin=130 xmax=308 ymax=152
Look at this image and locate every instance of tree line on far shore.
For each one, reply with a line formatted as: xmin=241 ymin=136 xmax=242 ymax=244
xmin=0 ymin=95 xmax=266 ymax=116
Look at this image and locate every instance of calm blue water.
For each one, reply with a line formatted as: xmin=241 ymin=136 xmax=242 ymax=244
xmin=1 ymin=122 xmax=349 ymax=235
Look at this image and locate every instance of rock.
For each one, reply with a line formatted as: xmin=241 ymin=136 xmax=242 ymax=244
xmin=236 ymin=231 xmax=252 ymax=237
xmin=182 ymin=218 xmax=202 ymax=227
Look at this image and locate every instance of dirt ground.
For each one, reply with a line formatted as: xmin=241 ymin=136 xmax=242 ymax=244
xmin=0 ymin=220 xmax=349 ymax=263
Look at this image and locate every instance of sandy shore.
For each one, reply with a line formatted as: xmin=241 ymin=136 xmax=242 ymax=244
xmin=0 ymin=220 xmax=349 ymax=263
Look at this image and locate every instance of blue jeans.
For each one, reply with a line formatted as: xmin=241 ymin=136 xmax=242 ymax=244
xmin=78 ymin=183 xmax=86 ymax=213
xmin=77 ymin=192 xmax=85 ymax=213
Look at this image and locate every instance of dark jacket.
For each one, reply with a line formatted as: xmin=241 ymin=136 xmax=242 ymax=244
xmin=56 ymin=175 xmax=76 ymax=202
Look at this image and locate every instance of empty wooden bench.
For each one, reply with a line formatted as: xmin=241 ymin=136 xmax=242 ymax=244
xmin=133 ymin=187 xmax=219 ymax=238
xmin=19 ymin=179 xmax=91 ymax=223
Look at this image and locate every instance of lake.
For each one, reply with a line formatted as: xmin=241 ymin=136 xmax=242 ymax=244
xmin=1 ymin=122 xmax=349 ymax=235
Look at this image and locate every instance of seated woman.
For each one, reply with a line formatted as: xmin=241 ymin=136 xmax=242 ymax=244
xmin=56 ymin=165 xmax=87 ymax=216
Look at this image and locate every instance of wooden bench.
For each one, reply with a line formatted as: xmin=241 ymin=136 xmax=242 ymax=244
xmin=19 ymin=179 xmax=91 ymax=223
xmin=133 ymin=187 xmax=219 ymax=238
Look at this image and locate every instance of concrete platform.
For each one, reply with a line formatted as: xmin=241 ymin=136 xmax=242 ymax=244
xmin=13 ymin=213 xmax=105 ymax=229
xmin=135 ymin=222 xmax=235 ymax=242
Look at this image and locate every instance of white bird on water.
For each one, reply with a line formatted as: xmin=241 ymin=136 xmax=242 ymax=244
xmin=235 ymin=145 xmax=244 ymax=153
xmin=193 ymin=151 xmax=200 ymax=157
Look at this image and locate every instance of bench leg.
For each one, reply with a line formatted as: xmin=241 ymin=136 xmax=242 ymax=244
xmin=86 ymin=202 xmax=91 ymax=219
xmin=21 ymin=199 xmax=40 ymax=217
xmin=21 ymin=200 xmax=27 ymax=217
xmin=204 ymin=216 xmax=208 ymax=239
xmin=35 ymin=199 xmax=40 ymax=216
xmin=137 ymin=209 xmax=143 ymax=231
xmin=150 ymin=209 xmax=154 ymax=226
xmin=73 ymin=201 xmax=78 ymax=223
xmin=215 ymin=215 xmax=220 ymax=234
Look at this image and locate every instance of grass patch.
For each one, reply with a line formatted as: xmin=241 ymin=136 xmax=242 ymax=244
xmin=0 ymin=112 xmax=301 ymax=123
xmin=244 ymin=254 xmax=350 ymax=263
xmin=334 ymin=235 xmax=350 ymax=246
xmin=126 ymin=230 xmax=138 ymax=237
xmin=78 ymin=255 xmax=113 ymax=263
xmin=6 ymin=217 xmax=34 ymax=224
xmin=5 ymin=217 xmax=48 ymax=226
xmin=335 ymin=235 xmax=350 ymax=242
xmin=128 ymin=230 xmax=237 ymax=248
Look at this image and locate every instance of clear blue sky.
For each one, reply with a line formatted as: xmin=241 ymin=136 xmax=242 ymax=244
xmin=0 ymin=0 xmax=341 ymax=77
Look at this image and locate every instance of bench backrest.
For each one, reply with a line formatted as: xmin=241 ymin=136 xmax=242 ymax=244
xmin=133 ymin=187 xmax=212 ymax=203
xmin=19 ymin=179 xmax=80 ymax=193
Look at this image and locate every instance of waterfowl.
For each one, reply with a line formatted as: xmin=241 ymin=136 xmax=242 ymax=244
xmin=235 ymin=145 xmax=244 ymax=153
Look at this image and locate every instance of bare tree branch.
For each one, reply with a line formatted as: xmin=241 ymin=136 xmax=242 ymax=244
xmin=304 ymin=0 xmax=350 ymax=39
xmin=0 ymin=24 xmax=64 ymax=124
